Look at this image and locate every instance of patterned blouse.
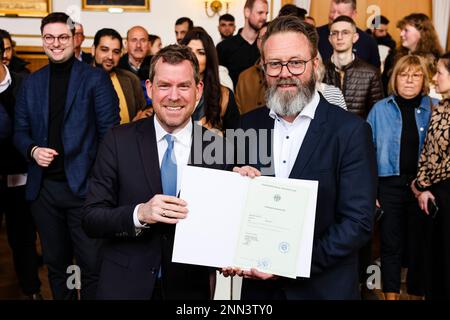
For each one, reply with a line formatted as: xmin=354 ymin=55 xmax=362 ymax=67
xmin=416 ymin=98 xmax=450 ymax=190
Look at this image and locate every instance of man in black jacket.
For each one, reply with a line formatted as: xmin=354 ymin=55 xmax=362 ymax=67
xmin=0 ymin=29 xmax=31 ymax=75
xmin=316 ymin=0 xmax=380 ymax=68
xmin=323 ymin=16 xmax=384 ymax=118
xmin=0 ymin=35 xmax=42 ymax=300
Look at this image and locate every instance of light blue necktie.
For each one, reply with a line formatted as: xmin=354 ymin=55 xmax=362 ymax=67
xmin=161 ymin=134 xmax=177 ymax=196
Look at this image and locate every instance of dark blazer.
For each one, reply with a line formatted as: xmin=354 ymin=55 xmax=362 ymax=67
xmin=0 ymin=71 xmax=27 ymax=175
xmin=80 ymin=51 xmax=94 ymax=65
xmin=317 ymin=24 xmax=381 ymax=69
xmin=0 ymin=102 xmax=10 ymax=141
xmin=13 ymin=59 xmax=120 ymax=201
xmin=82 ymin=116 xmax=231 ymax=300
xmin=237 ymin=97 xmax=377 ymax=299
xmin=115 ymin=68 xmax=147 ymax=119
xmin=118 ymin=54 xmax=152 ymax=82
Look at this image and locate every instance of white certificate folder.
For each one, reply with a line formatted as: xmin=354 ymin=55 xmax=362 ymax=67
xmin=172 ymin=166 xmax=318 ymax=278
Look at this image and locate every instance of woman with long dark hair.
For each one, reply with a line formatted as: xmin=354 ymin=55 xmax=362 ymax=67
xmin=181 ymin=27 xmax=240 ymax=131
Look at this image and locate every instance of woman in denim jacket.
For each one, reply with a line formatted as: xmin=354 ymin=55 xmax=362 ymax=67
xmin=367 ymin=55 xmax=438 ymax=300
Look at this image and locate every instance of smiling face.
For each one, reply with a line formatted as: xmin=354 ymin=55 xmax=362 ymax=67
xmin=42 ymin=22 xmax=74 ymax=63
xmin=263 ymin=31 xmax=318 ymax=119
xmin=146 ymin=59 xmax=203 ymax=133
xmin=93 ymin=36 xmax=122 ymax=73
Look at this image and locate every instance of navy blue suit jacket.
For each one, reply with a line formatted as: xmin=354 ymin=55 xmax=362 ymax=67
xmin=238 ymin=97 xmax=377 ymax=299
xmin=317 ymin=24 xmax=381 ymax=69
xmin=0 ymin=102 xmax=11 ymax=141
xmin=14 ymin=59 xmax=119 ymax=200
xmin=83 ymin=117 xmax=232 ymax=299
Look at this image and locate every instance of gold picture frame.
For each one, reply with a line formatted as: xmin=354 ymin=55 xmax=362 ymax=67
xmin=82 ymin=0 xmax=150 ymax=12
xmin=0 ymin=0 xmax=52 ymax=18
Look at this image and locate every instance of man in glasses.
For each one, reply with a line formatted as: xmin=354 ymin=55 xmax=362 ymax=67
xmin=227 ymin=15 xmax=377 ymax=300
xmin=14 ymin=12 xmax=119 ymax=300
xmin=323 ymin=16 xmax=383 ymax=119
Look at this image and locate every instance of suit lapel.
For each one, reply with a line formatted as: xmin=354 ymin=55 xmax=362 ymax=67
xmin=289 ymin=99 xmax=328 ymax=178
xmin=261 ymin=110 xmax=275 ymax=175
xmin=64 ymin=60 xmax=83 ymax=120
xmin=116 ymin=70 xmax=136 ymax=118
xmin=136 ymin=116 xmax=162 ymax=195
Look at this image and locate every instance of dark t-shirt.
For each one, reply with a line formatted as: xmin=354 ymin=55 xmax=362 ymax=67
xmin=216 ymin=33 xmax=260 ymax=87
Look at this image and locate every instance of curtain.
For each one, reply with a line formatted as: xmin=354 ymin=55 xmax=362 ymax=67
xmin=432 ymin=0 xmax=450 ymax=50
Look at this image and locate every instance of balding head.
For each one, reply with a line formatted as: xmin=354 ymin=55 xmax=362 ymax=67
xmin=126 ymin=26 xmax=150 ymax=62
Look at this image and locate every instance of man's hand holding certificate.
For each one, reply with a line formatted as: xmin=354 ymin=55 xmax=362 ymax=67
xmin=172 ymin=166 xmax=318 ymax=279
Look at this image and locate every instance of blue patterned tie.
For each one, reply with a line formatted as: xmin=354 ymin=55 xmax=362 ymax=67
xmin=161 ymin=134 xmax=177 ymax=196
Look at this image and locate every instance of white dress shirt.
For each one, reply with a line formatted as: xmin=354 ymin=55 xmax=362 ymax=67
xmin=133 ymin=117 xmax=193 ymax=228
xmin=0 ymin=64 xmax=12 ymax=94
xmin=270 ymin=91 xmax=320 ymax=178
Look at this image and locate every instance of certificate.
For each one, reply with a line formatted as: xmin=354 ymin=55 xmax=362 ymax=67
xmin=172 ymin=166 xmax=318 ymax=278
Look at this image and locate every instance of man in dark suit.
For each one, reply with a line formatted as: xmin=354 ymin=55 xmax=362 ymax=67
xmin=0 ymin=36 xmax=43 ymax=300
xmin=83 ymin=45 xmax=230 ymax=300
xmin=13 ymin=12 xmax=119 ymax=300
xmin=226 ymin=16 xmax=377 ymax=299
xmin=92 ymin=28 xmax=150 ymax=123
xmin=316 ymin=0 xmax=380 ymax=68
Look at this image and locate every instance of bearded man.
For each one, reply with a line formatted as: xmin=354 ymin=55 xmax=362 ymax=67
xmin=229 ymin=16 xmax=378 ymax=300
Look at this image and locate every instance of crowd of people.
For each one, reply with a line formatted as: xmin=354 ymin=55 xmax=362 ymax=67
xmin=0 ymin=0 xmax=449 ymax=301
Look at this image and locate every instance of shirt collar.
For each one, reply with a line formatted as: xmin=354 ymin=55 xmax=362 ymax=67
xmin=154 ymin=116 xmax=192 ymax=147
xmin=0 ymin=64 xmax=12 ymax=88
xmin=269 ymin=90 xmax=320 ymax=124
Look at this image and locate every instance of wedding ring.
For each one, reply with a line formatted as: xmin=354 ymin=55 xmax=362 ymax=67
xmin=161 ymin=210 xmax=166 ymax=217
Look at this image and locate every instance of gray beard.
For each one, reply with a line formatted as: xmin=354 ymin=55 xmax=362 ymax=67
xmin=266 ymin=74 xmax=316 ymax=117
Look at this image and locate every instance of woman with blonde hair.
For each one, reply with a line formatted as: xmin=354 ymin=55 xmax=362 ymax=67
xmin=368 ymin=55 xmax=438 ymax=300
xmin=411 ymin=52 xmax=450 ymax=299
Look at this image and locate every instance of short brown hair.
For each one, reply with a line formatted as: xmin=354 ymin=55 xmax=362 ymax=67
xmin=244 ymin=0 xmax=268 ymax=10
xmin=40 ymin=12 xmax=75 ymax=35
xmin=148 ymin=44 xmax=200 ymax=84
xmin=389 ymin=55 xmax=430 ymax=96
xmin=333 ymin=0 xmax=356 ymax=11
xmin=261 ymin=15 xmax=318 ymax=61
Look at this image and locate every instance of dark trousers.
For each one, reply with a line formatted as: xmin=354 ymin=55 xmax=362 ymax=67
xmin=426 ymin=179 xmax=450 ymax=299
xmin=0 ymin=180 xmax=41 ymax=295
xmin=30 ymin=179 xmax=101 ymax=300
xmin=378 ymin=175 xmax=426 ymax=294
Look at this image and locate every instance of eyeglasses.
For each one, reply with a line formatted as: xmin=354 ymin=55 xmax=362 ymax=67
xmin=74 ymin=32 xmax=84 ymax=37
xmin=42 ymin=34 xmax=72 ymax=44
xmin=263 ymin=58 xmax=314 ymax=77
xmin=398 ymin=72 xmax=424 ymax=82
xmin=329 ymin=30 xmax=353 ymax=38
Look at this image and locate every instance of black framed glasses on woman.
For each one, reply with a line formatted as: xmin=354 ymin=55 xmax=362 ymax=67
xmin=263 ymin=57 xmax=315 ymax=77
